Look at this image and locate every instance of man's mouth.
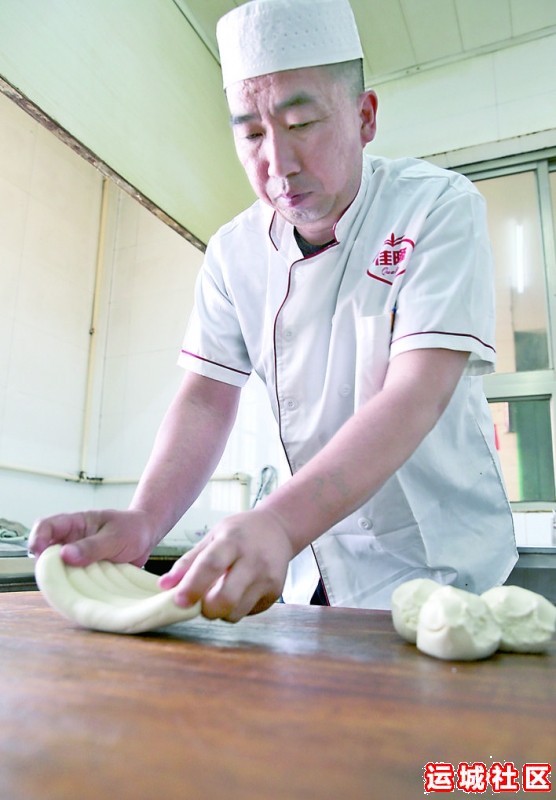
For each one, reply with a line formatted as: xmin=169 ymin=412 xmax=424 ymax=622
xmin=277 ymin=191 xmax=311 ymax=208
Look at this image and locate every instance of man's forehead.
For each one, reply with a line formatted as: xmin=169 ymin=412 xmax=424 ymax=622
xmin=229 ymin=90 xmax=321 ymax=125
xmin=227 ymin=67 xmax=331 ymax=121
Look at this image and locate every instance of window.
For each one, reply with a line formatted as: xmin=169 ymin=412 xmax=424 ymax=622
xmin=490 ymin=398 xmax=555 ymax=503
xmin=459 ymin=151 xmax=556 ymax=508
xmin=476 ymin=171 xmax=549 ymax=374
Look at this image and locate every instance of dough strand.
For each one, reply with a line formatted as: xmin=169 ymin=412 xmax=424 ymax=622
xmin=35 ymin=544 xmax=201 ymax=634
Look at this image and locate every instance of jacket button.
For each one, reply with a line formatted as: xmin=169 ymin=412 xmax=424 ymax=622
xmin=358 ymin=517 xmax=373 ymax=531
xmin=338 ymin=383 xmax=351 ymax=397
xmin=284 ymin=398 xmax=298 ymax=411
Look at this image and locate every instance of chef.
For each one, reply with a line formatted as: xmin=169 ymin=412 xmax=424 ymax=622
xmin=30 ymin=0 xmax=517 ymax=621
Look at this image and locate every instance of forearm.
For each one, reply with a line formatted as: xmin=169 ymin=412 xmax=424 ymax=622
xmin=129 ymin=372 xmax=240 ymax=545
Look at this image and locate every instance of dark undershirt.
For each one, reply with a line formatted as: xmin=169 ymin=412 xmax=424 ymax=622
xmin=294 ymin=228 xmax=335 ymax=257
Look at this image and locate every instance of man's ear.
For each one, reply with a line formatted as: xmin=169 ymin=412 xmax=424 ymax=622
xmin=359 ymin=89 xmax=378 ymax=147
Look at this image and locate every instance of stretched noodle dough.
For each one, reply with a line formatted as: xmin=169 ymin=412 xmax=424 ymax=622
xmin=35 ymin=544 xmax=201 ymax=634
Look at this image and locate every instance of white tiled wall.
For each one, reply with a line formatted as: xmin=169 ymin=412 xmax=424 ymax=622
xmin=371 ymin=33 xmax=556 ymax=159
xmin=97 ymin=189 xmax=202 ymax=478
xmin=0 ymin=95 xmax=101 ymax=483
xmin=0 ymin=91 xmax=285 ymax=536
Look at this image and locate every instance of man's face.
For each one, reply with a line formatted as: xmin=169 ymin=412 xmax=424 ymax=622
xmin=227 ymin=66 xmax=377 ymax=245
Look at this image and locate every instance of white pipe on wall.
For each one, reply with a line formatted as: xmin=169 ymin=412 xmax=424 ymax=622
xmin=80 ymin=177 xmax=110 ymax=478
xmin=0 ymin=463 xmax=86 ymax=483
xmin=0 ymin=463 xmax=252 ymax=508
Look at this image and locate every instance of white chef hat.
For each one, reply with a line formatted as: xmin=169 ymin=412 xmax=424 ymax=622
xmin=216 ymin=0 xmax=364 ymax=90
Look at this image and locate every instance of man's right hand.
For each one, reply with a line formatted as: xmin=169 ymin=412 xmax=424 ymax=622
xmin=28 ymin=509 xmax=157 ymax=568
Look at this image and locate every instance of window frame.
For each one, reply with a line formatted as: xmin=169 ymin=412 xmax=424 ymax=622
xmin=452 ymin=150 xmax=556 ymax=510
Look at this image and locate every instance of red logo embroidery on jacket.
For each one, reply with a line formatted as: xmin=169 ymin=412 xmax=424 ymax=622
xmin=367 ymin=232 xmax=415 ymax=284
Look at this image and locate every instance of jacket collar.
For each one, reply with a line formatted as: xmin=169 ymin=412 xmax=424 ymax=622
xmin=267 ymin=153 xmax=373 ymax=255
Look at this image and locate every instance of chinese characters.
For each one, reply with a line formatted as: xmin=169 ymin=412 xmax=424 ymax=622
xmin=424 ymin=762 xmax=551 ymax=793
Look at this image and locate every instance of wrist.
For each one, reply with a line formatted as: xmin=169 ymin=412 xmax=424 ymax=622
xmin=256 ymin=495 xmax=318 ymax=557
xmin=126 ymin=506 xmax=168 ymax=550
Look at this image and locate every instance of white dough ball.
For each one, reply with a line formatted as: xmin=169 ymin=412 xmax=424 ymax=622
xmin=417 ymin=585 xmax=501 ymax=661
xmin=481 ymin=585 xmax=556 ymax=653
xmin=391 ymin=578 xmax=442 ymax=643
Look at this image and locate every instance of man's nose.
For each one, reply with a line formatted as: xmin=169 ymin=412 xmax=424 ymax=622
xmin=265 ymin=129 xmax=300 ymax=178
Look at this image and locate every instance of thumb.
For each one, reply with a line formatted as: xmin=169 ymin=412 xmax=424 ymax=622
xmin=59 ymin=520 xmax=126 ymax=566
xmin=59 ymin=540 xmax=99 ymax=567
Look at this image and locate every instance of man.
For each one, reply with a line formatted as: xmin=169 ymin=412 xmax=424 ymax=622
xmin=30 ymin=0 xmax=517 ymax=621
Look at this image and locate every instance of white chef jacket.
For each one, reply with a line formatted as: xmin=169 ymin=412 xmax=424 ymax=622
xmin=178 ymin=154 xmax=517 ymax=609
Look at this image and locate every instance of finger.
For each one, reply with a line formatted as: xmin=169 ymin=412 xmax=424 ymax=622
xmin=203 ymin=580 xmax=275 ymax=623
xmin=171 ymin=537 xmax=239 ymax=608
xmin=28 ymin=513 xmax=89 ymax=557
xmin=60 ymin=519 xmax=139 ymax=567
xmin=157 ymin=536 xmax=213 ymax=591
xmin=29 ymin=511 xmax=133 ymax=567
xmin=60 ymin=536 xmax=111 ymax=567
xmin=201 ymin=560 xmax=279 ymax=622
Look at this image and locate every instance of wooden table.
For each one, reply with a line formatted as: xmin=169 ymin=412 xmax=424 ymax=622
xmin=1 ymin=593 xmax=554 ymax=800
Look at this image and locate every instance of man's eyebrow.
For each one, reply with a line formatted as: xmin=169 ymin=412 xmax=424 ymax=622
xmin=229 ymin=92 xmax=318 ymax=126
xmin=230 ymin=111 xmax=259 ymax=127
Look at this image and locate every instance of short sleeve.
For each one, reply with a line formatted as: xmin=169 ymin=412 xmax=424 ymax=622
xmin=178 ymin=241 xmax=252 ymax=388
xmin=390 ymin=183 xmax=496 ymax=376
